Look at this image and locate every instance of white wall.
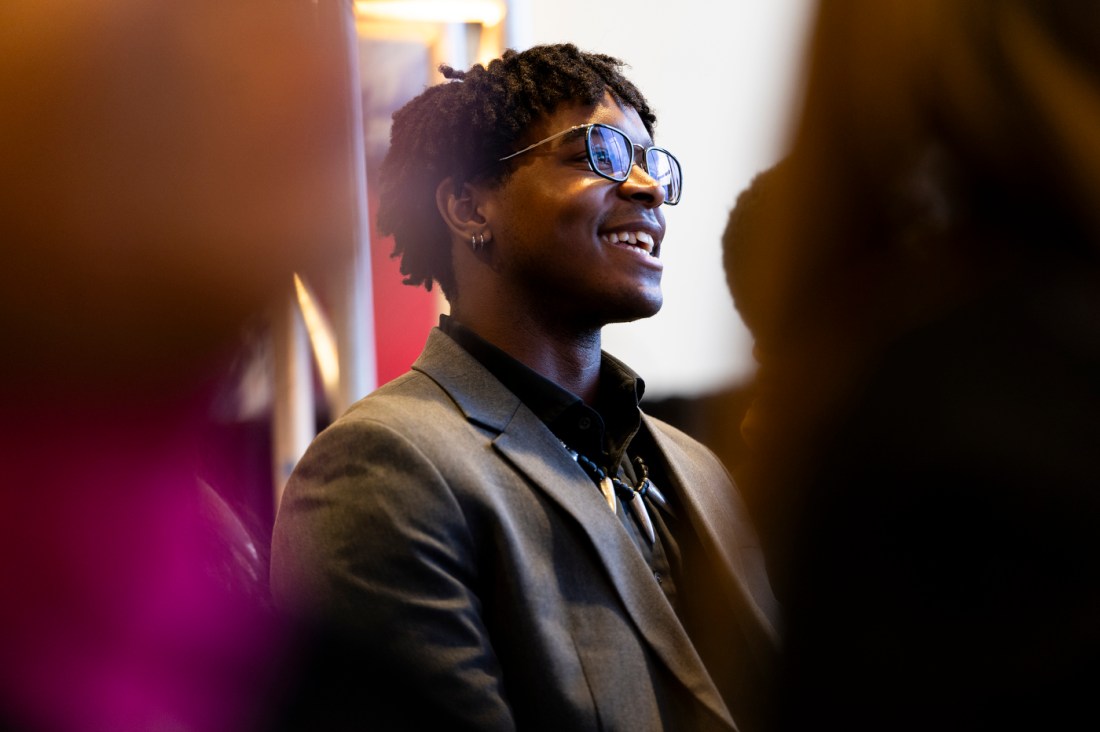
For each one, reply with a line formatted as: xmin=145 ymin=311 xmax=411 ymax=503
xmin=513 ymin=0 xmax=815 ymax=397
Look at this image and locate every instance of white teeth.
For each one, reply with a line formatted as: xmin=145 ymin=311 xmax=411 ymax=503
xmin=601 ymin=230 xmax=656 ymax=254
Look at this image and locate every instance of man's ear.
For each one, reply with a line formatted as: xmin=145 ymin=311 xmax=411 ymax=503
xmin=435 ymin=177 xmax=488 ymax=242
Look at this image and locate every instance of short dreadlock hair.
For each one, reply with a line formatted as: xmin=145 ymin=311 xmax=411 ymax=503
xmin=376 ymin=43 xmax=657 ymax=301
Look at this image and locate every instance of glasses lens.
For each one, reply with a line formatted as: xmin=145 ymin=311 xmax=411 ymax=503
xmin=646 ymin=149 xmax=682 ymax=204
xmin=587 ymin=125 xmax=633 ymax=180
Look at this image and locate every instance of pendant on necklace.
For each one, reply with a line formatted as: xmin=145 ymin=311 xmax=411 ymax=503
xmin=625 ymin=491 xmax=656 ymax=545
xmin=598 ymin=475 xmax=617 ymax=513
xmin=638 ymin=478 xmax=669 ymax=512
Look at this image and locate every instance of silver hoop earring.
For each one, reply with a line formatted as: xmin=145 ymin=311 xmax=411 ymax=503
xmin=470 ymin=232 xmax=486 ymax=252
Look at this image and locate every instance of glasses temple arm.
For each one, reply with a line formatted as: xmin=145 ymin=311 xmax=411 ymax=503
xmin=497 ymin=125 xmax=589 ymax=162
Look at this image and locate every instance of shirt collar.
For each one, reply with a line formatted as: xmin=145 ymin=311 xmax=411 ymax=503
xmin=440 ymin=315 xmax=645 ymax=468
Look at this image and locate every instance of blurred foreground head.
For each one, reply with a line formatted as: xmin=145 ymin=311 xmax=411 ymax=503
xmin=750 ymin=5 xmax=1100 ymax=728
xmin=1 ymin=3 xmax=355 ymax=730
xmin=754 ymin=0 xmax=1100 ymax=352
xmin=1 ymin=0 xmax=351 ymax=403
xmin=733 ymin=0 xmax=1100 ymax=586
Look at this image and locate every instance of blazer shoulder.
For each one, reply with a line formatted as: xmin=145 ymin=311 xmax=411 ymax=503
xmin=643 ymin=411 xmax=699 ymax=445
xmin=642 ymin=411 xmax=730 ymax=475
xmin=322 ymin=370 xmax=470 ymax=443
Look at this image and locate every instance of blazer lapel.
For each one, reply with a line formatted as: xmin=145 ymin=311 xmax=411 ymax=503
xmin=414 ymin=329 xmax=736 ymax=729
xmin=494 ymin=409 xmax=736 ymax=730
xmin=644 ymin=415 xmax=781 ymax=667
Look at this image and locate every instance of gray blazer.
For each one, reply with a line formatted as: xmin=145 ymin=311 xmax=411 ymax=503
xmin=271 ymin=328 xmax=778 ymax=731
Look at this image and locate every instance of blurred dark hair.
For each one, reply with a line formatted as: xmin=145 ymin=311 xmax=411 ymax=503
xmin=722 ymin=161 xmax=790 ymax=335
xmin=755 ymin=0 xmax=1100 ymax=351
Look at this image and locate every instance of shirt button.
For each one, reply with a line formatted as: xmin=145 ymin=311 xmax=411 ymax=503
xmin=578 ymin=416 xmax=591 ymax=429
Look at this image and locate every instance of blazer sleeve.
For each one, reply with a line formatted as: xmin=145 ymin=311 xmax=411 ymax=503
xmin=270 ymin=416 xmax=515 ymax=732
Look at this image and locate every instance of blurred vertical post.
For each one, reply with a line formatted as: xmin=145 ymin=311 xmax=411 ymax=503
xmin=330 ymin=0 xmax=378 ymax=415
xmin=272 ymin=296 xmax=315 ymax=509
xmin=272 ymin=0 xmax=375 ymax=509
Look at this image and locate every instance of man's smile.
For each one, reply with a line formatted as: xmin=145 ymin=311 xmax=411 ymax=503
xmin=599 ymin=229 xmax=657 ymax=255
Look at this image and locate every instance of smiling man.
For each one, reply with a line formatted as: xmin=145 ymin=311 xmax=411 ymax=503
xmin=271 ymin=44 xmax=778 ymax=732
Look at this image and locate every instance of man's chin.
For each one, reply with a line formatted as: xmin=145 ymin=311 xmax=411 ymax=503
xmin=604 ymin=295 xmax=664 ymax=325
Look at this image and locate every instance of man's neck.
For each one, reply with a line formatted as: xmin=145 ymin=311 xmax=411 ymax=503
xmin=448 ymin=309 xmax=604 ymax=403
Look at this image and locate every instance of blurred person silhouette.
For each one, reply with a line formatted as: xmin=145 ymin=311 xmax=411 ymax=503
xmin=732 ymin=1 xmax=1100 ymax=729
xmin=0 ymin=1 xmax=352 ymax=730
xmin=270 ymin=43 xmax=779 ymax=732
xmin=719 ymin=161 xmax=791 ymax=568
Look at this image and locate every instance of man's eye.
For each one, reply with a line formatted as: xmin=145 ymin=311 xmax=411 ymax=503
xmin=591 ymin=149 xmax=617 ymax=173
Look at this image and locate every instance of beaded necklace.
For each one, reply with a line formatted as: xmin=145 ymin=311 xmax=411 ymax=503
xmin=562 ymin=444 xmax=670 ymax=545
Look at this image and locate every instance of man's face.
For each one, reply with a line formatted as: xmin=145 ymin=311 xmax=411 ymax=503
xmin=478 ymin=92 xmax=668 ymax=330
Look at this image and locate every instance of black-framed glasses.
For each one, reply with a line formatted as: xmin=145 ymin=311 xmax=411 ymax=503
xmin=498 ymin=123 xmax=682 ymax=205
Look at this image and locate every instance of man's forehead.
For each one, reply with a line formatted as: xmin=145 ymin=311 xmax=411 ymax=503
xmin=525 ymin=98 xmax=652 ymax=145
